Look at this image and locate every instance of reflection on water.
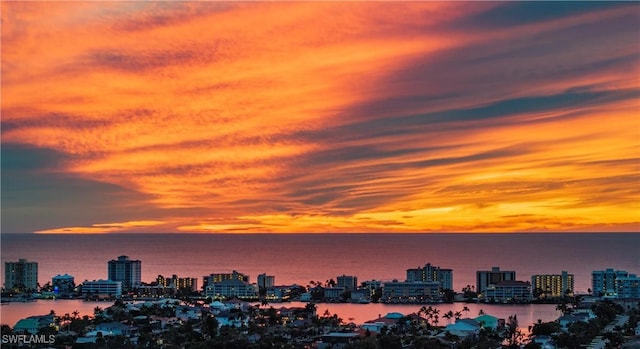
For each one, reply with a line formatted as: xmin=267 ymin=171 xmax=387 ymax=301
xmin=297 ymin=301 xmax=559 ymax=330
xmin=0 ymin=298 xmax=559 ymax=331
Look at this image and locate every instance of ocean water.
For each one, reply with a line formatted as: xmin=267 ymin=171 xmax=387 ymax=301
xmin=1 ymin=233 xmax=638 ymax=292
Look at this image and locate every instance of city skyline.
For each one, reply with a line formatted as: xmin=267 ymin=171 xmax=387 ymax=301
xmin=2 ymin=2 xmax=639 ymax=234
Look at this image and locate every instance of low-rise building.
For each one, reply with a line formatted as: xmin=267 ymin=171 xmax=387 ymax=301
xmin=52 ymin=274 xmax=75 ymax=294
xmin=157 ymin=274 xmax=198 ymax=292
xmin=324 ymin=287 xmax=346 ymax=300
xmin=215 ymin=311 xmax=248 ymax=328
xmin=474 ymin=314 xmax=499 ymax=329
xmin=204 ymin=279 xmax=257 ymax=299
xmin=361 ymin=280 xmax=382 ymax=297
xmin=318 ymin=332 xmax=360 ymax=349
xmin=13 ymin=314 xmax=56 ymax=334
xmin=382 ymin=280 xmax=440 ymax=303
xmin=441 ymin=320 xmax=480 ymax=339
xmin=81 ymin=279 xmax=122 ymax=298
xmin=265 ymin=286 xmax=292 ymax=302
xmin=350 ymin=289 xmax=370 ymax=303
xmin=482 ymin=280 xmax=532 ymax=303
xmin=203 ymin=271 xmax=249 ymax=290
xmin=94 ymin=322 xmax=138 ymax=336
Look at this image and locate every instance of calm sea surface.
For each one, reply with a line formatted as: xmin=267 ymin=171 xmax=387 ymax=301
xmin=1 ymin=233 xmax=638 ymax=326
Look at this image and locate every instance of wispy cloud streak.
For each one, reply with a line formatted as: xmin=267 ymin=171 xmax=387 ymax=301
xmin=2 ymin=2 xmax=638 ymax=233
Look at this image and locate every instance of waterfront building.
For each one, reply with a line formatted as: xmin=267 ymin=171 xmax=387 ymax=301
xmin=443 ymin=320 xmax=480 ymax=338
xmin=13 ymin=314 xmax=56 ymax=335
xmin=474 ymin=314 xmax=499 ymax=329
xmin=203 ymin=270 xmax=249 ymax=290
xmin=482 ymin=280 xmax=532 ymax=303
xmin=476 ymin=267 xmax=516 ymax=295
xmin=406 ymin=263 xmax=453 ymax=290
xmin=204 ymin=279 xmax=258 ymax=299
xmin=531 ymin=271 xmax=574 ymax=298
xmin=350 ymin=289 xmax=370 ymax=303
xmin=592 ymin=268 xmax=629 ymax=297
xmin=265 ymin=286 xmax=290 ymax=302
xmin=616 ymin=274 xmax=640 ymax=299
xmin=361 ymin=280 xmax=383 ymax=296
xmin=137 ymin=283 xmax=173 ymax=297
xmin=107 ymin=255 xmax=141 ymax=291
xmin=382 ymin=280 xmax=440 ymax=302
xmin=439 ymin=269 xmax=454 ymax=290
xmin=257 ymin=273 xmax=275 ymax=289
xmin=82 ymin=279 xmax=122 ymax=298
xmin=323 ymin=287 xmax=346 ymax=300
xmin=156 ymin=274 xmax=198 ymax=291
xmin=336 ymin=274 xmax=358 ymax=291
xmin=299 ymin=292 xmax=312 ymax=302
xmin=52 ymin=274 xmax=75 ymax=294
xmin=4 ymin=258 xmax=38 ymax=291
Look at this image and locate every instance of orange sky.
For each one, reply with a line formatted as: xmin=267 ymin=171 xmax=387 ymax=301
xmin=2 ymin=2 xmax=639 ymax=234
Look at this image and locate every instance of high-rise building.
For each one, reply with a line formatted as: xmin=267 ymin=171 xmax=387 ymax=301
xmin=257 ymin=273 xmax=275 ymax=289
xmin=476 ymin=267 xmax=516 ymax=295
xmin=531 ymin=271 xmax=574 ymax=298
xmin=406 ymin=263 xmax=453 ymax=290
xmin=616 ymin=275 xmax=640 ymax=299
xmin=108 ymin=255 xmax=141 ymax=291
xmin=4 ymin=259 xmax=38 ymax=291
xmin=592 ymin=268 xmax=630 ymax=297
xmin=336 ymin=275 xmax=358 ymax=291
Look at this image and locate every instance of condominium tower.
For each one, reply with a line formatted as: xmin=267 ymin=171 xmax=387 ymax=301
xmin=108 ymin=255 xmax=142 ymax=291
xmin=4 ymin=258 xmax=38 ymax=291
xmin=531 ymin=271 xmax=574 ymax=298
xmin=476 ymin=267 xmax=515 ymax=294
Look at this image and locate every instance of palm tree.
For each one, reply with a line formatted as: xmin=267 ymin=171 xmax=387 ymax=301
xmin=443 ymin=311 xmax=454 ymax=324
xmin=462 ymin=306 xmax=470 ymax=318
xmin=304 ymin=302 xmax=317 ymax=318
xmin=454 ymin=311 xmax=462 ymax=321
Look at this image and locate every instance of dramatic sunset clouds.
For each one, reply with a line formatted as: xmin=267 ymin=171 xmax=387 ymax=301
xmin=2 ymin=2 xmax=639 ymax=233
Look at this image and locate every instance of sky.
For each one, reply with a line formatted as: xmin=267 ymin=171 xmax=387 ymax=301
xmin=1 ymin=2 xmax=639 ymax=234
